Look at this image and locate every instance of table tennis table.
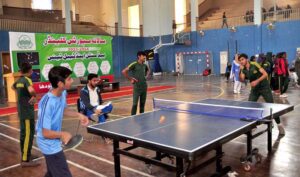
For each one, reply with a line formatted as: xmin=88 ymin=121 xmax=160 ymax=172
xmin=87 ymin=98 xmax=293 ymax=177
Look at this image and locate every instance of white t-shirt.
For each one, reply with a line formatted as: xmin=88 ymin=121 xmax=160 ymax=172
xmin=88 ymin=86 xmax=99 ymax=107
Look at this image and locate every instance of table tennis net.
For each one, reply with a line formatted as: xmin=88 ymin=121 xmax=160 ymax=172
xmin=153 ymin=99 xmax=264 ymax=120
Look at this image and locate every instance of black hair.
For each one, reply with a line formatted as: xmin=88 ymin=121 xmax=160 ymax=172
xmin=48 ymin=66 xmax=72 ymax=88
xmin=250 ymin=55 xmax=256 ymax=61
xmin=137 ymin=51 xmax=146 ymax=58
xmin=88 ymin=73 xmax=98 ymax=81
xmin=238 ymin=53 xmax=248 ymax=60
xmin=20 ymin=62 xmax=32 ymax=74
xmin=258 ymin=53 xmax=266 ymax=63
xmin=282 ymin=52 xmax=287 ymax=58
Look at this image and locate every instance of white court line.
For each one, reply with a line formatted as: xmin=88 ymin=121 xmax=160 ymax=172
xmin=0 ymin=133 xmax=107 ymax=177
xmin=108 ymin=113 xmax=125 ymax=118
xmin=0 ymin=123 xmax=20 ymax=131
xmin=154 ymin=98 xmax=264 ymax=110
xmin=0 ymin=122 xmax=154 ymax=177
xmin=111 ymin=87 xmax=177 ymax=104
xmin=66 ymin=160 xmax=106 ymax=177
xmin=73 ymin=149 xmax=155 ymax=177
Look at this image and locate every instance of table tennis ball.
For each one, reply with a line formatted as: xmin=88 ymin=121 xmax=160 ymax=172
xmin=159 ymin=115 xmax=166 ymax=124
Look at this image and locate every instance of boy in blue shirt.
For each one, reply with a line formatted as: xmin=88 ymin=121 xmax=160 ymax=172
xmin=36 ymin=66 xmax=89 ymax=177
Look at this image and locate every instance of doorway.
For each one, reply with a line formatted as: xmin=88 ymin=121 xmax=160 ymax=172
xmin=1 ymin=52 xmax=11 ymax=102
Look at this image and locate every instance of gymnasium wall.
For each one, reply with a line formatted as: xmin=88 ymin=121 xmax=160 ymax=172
xmin=0 ymin=20 xmax=300 ymax=79
xmin=148 ymin=20 xmax=300 ymax=75
xmin=112 ymin=36 xmax=144 ymax=77
xmin=3 ymin=0 xmax=31 ymax=8
xmin=142 ymin=0 xmax=174 ymax=37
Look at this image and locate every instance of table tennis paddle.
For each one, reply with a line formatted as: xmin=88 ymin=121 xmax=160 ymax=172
xmin=62 ymin=134 xmax=83 ymax=151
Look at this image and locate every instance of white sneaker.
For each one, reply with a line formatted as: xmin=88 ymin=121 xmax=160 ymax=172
xmin=228 ymin=171 xmax=239 ymax=177
xmin=277 ymin=124 xmax=285 ymax=136
xmin=279 ymin=94 xmax=288 ymax=98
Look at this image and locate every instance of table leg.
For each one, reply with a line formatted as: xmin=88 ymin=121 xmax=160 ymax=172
xmin=176 ymin=157 xmax=184 ymax=177
xmin=268 ymin=122 xmax=272 ymax=152
xmin=216 ymin=146 xmax=223 ymax=172
xmin=113 ymin=140 xmax=121 ymax=177
xmin=155 ymin=151 xmax=162 ymax=160
xmin=247 ymin=131 xmax=252 ymax=156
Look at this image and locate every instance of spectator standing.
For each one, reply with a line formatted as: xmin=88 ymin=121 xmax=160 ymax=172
xmin=294 ymin=52 xmax=300 ymax=87
xmin=225 ymin=62 xmax=232 ymax=82
xmin=230 ymin=55 xmax=241 ymax=93
xmin=222 ymin=12 xmax=228 ymax=28
xmin=285 ymin=4 xmax=292 ymax=18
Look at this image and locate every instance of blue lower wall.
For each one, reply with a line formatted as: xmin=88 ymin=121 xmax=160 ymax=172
xmin=112 ymin=36 xmax=144 ymax=77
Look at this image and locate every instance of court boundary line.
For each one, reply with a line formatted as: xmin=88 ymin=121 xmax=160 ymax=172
xmin=0 ymin=133 xmax=107 ymax=177
xmin=0 ymin=123 xmax=155 ymax=177
xmin=154 ymin=98 xmax=265 ymax=111
xmin=73 ymin=149 xmax=155 ymax=177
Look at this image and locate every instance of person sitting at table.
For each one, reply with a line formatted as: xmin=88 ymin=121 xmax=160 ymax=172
xmin=79 ymin=73 xmax=113 ymax=123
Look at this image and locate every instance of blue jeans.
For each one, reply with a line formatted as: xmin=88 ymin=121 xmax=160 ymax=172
xmin=86 ymin=109 xmax=106 ymax=123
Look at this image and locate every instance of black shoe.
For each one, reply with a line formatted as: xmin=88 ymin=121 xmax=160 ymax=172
xmin=30 ymin=154 xmax=39 ymax=160
xmin=21 ymin=160 xmax=41 ymax=167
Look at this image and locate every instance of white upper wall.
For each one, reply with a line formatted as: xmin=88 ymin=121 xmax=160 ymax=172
xmin=143 ymin=0 xmax=174 ymax=37
xmin=3 ymin=0 xmax=182 ymax=36
xmin=3 ymin=0 xmax=31 ymax=8
xmin=99 ymin=0 xmax=117 ymax=27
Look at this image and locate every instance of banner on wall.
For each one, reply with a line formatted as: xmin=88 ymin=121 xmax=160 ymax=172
xmin=9 ymin=32 xmax=113 ymax=82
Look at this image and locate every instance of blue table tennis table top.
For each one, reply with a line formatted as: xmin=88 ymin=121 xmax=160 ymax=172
xmin=88 ymin=99 xmax=293 ymax=157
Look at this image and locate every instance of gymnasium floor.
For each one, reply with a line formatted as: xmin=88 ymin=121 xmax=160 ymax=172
xmin=0 ymin=75 xmax=299 ymax=177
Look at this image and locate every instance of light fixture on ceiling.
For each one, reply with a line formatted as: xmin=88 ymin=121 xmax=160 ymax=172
xmin=229 ymin=26 xmax=237 ymax=32
xmin=199 ymin=30 xmax=205 ymax=36
xmin=267 ymin=22 xmax=275 ymax=30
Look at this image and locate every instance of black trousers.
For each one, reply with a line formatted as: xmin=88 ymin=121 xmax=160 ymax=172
xmin=248 ymin=88 xmax=281 ymax=124
xmin=44 ymin=151 xmax=72 ymax=177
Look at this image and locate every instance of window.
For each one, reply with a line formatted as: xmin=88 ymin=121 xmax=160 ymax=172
xmin=175 ymin=0 xmax=186 ymax=32
xmin=31 ymin=0 xmax=52 ymax=10
xmin=128 ymin=5 xmax=140 ymax=36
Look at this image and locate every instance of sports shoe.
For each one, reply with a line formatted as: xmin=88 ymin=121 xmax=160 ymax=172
xmin=30 ymin=154 xmax=39 ymax=160
xmin=277 ymin=124 xmax=285 ymax=136
xmin=279 ymin=94 xmax=288 ymax=98
xmin=21 ymin=160 xmax=41 ymax=167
